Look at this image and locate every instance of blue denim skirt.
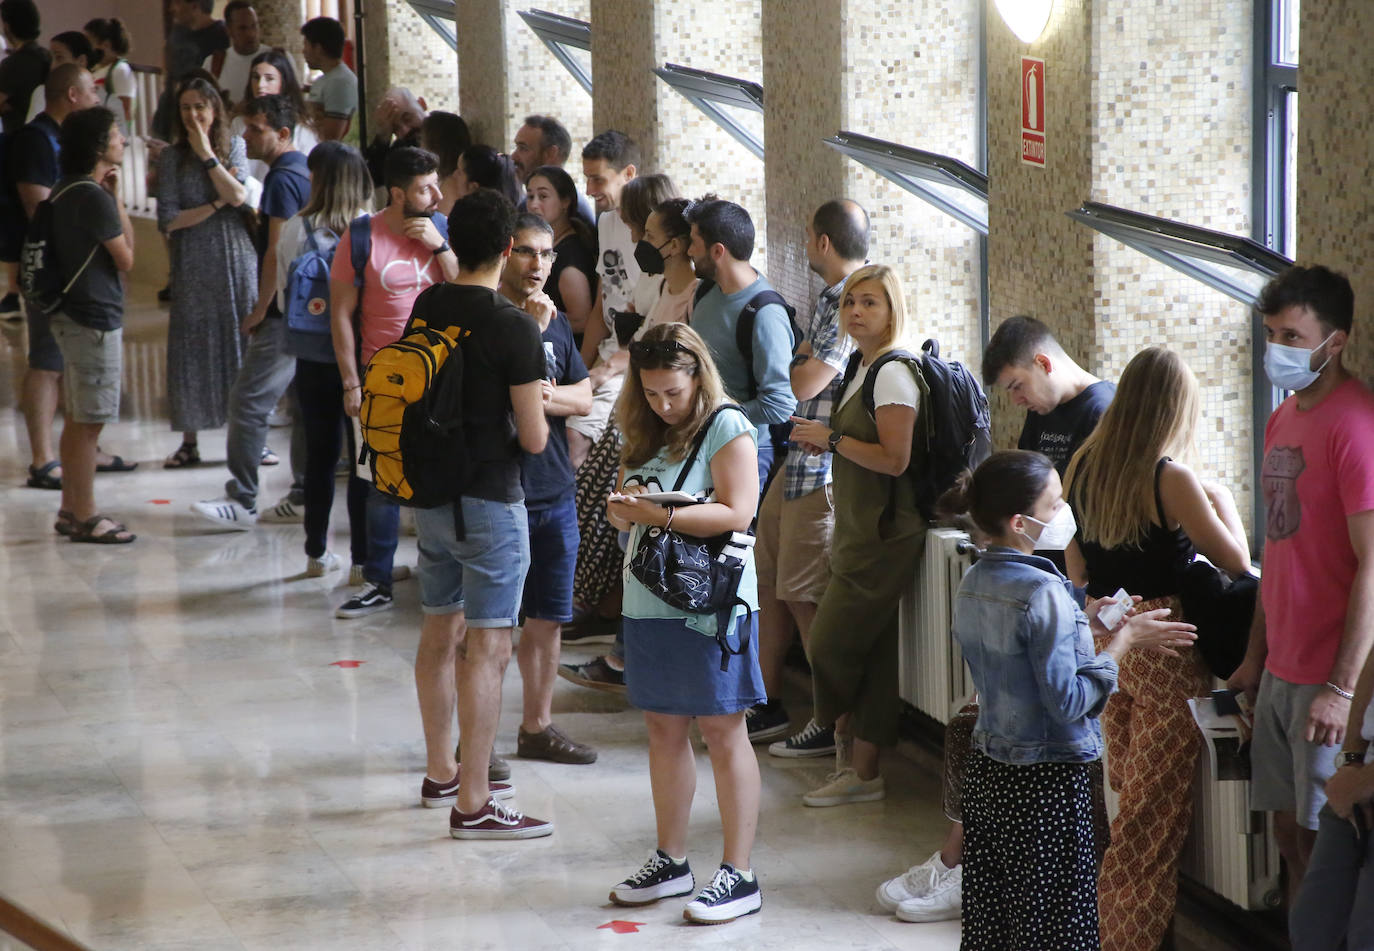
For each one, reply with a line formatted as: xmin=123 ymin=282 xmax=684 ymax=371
xmin=623 ymin=613 xmax=765 ymax=717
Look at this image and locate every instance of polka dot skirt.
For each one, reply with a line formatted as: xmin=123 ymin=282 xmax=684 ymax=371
xmin=961 ymin=749 xmax=1101 ymax=950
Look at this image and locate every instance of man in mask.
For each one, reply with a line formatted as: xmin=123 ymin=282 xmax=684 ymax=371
xmin=1229 ymin=264 xmax=1374 ymax=911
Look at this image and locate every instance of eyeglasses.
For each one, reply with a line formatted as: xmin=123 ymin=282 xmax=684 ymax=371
xmin=512 ymin=246 xmax=557 ymax=264
xmin=629 ymin=339 xmax=696 ymax=365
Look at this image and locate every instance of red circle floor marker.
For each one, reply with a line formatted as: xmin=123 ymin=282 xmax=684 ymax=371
xmin=149 ymin=499 xmax=171 ymax=505
xmin=329 ymin=660 xmax=365 ymax=668
xmin=597 ymin=921 xmax=645 ymax=934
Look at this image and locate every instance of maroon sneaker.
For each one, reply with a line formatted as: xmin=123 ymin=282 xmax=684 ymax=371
xmin=420 ymin=770 xmax=514 ymax=808
xmin=449 ymin=799 xmax=553 ymax=839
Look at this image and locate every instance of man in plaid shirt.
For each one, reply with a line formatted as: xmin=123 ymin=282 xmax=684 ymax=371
xmin=747 ymin=199 xmax=870 ymax=754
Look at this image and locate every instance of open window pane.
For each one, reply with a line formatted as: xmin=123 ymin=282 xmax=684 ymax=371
xmin=1276 ymin=0 xmax=1300 ymax=66
xmin=825 ymin=131 xmax=989 ymax=236
xmin=517 ymin=9 xmax=592 ymax=95
xmin=1068 ymin=201 xmax=1292 ymax=307
xmin=653 ymin=63 xmax=764 ymax=159
xmin=405 ymin=0 xmax=456 ymax=52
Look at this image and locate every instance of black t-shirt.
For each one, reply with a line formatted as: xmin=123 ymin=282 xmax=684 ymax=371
xmin=545 ymin=232 xmax=598 ymax=316
xmin=8 ymin=113 xmax=61 ymax=196
xmin=50 ymin=177 xmax=124 ymax=331
xmin=0 ymin=42 xmax=51 ymax=133
xmin=1017 ymin=380 xmax=1117 ymax=475
xmin=407 ymin=283 xmax=546 ymax=502
xmin=258 ymin=150 xmax=310 ymax=316
xmin=521 ymin=309 xmax=589 ymax=509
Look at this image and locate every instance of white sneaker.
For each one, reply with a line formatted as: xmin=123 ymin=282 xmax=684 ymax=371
xmin=259 ymin=497 xmax=304 ymax=523
xmin=306 ymin=551 xmax=342 ymax=577
xmin=802 ymin=768 xmax=885 ymax=807
xmin=877 ymin=851 xmax=952 ymax=911
xmin=894 ymin=863 xmax=962 ymax=922
xmin=267 ymin=408 xmax=293 ymax=428
xmin=349 ymin=564 xmax=411 ymax=585
xmin=190 ymin=497 xmax=257 ymax=531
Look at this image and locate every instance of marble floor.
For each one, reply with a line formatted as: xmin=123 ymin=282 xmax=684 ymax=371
xmin=0 ymin=284 xmax=961 ymax=950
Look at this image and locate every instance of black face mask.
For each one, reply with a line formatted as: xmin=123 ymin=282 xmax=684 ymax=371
xmin=634 ymin=237 xmax=671 ymax=275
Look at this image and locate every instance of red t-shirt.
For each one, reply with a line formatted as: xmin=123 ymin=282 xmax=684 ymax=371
xmin=1261 ymin=377 xmax=1374 ymax=684
xmin=330 ymin=214 xmax=441 ymax=363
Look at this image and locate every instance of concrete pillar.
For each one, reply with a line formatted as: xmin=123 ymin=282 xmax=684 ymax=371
xmin=760 ymin=0 xmax=845 ymax=308
xmin=255 ymin=0 xmax=303 ymax=63
xmin=1298 ymin=0 xmax=1374 ymax=382
xmin=589 ymin=0 xmax=659 ymax=169
xmin=456 ymin=0 xmax=508 ymax=149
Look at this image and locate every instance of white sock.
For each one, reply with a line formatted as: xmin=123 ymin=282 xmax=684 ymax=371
xmin=735 ymin=867 xmax=754 ymax=882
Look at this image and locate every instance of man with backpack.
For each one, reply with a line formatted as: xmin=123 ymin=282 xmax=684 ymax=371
xmin=685 ymin=197 xmax=797 ymax=492
xmin=7 ymin=64 xmax=99 ymax=490
xmin=329 ymin=145 xmax=458 ymax=617
xmin=402 ymin=189 xmax=553 ymax=839
xmin=747 ymin=199 xmax=867 ymax=752
xmin=190 ymin=94 xmax=310 ymax=532
xmin=36 ymin=106 xmax=135 ymax=542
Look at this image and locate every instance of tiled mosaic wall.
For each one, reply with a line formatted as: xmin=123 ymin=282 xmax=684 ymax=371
xmin=378 ymin=0 xmax=459 ymax=118
xmin=841 ymin=0 xmax=983 ymax=384
xmin=1299 ymin=0 xmax=1374 ymax=384
xmin=590 ymin=0 xmax=659 ymax=168
xmin=653 ymin=0 xmax=768 ymax=267
xmin=986 ymin=3 xmax=1096 ymax=450
xmin=504 ymin=0 xmax=594 ymax=160
xmin=1089 ymin=1 xmax=1256 ymax=536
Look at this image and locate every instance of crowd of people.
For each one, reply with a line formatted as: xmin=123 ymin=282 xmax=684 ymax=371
xmin=3 ymin=0 xmax=1374 ymax=946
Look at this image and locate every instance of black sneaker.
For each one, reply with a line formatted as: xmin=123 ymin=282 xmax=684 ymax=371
xmin=683 ymin=864 xmax=762 ymax=924
xmin=335 ymin=583 xmax=393 ymax=618
xmin=557 ymin=656 xmax=626 ymax=694
xmin=560 ymin=613 xmax=619 ymax=646
xmin=610 ymin=849 xmax=695 ymax=906
xmin=767 ymin=718 xmax=837 ymax=758
xmin=745 ymin=699 xmax=790 ymax=743
xmin=0 ymin=292 xmax=21 ymax=319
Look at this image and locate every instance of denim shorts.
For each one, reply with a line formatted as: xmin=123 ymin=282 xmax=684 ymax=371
xmin=49 ymin=313 xmax=121 ymax=423
xmin=416 ymin=497 xmax=530 ymax=628
xmin=522 ymin=494 xmax=579 ymax=623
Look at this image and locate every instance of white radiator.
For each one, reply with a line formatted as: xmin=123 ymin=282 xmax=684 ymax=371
xmin=897 ymin=529 xmax=1282 ymax=912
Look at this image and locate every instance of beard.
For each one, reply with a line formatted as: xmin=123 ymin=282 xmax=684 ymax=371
xmin=402 ymin=202 xmax=434 ymax=219
xmin=692 ymin=255 xmax=716 ymax=281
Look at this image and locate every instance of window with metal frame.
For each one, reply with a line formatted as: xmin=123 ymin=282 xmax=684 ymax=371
xmin=652 ymin=63 xmax=764 ymax=160
xmin=1067 ymin=200 xmax=1295 ymax=553
xmin=1255 ymin=0 xmax=1299 ymax=257
xmin=824 ymin=131 xmax=988 ymax=236
xmin=517 ymin=9 xmax=592 ymax=95
xmin=404 ymin=0 xmax=456 ymax=53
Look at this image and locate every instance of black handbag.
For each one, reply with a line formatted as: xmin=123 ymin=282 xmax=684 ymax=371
xmin=1177 ymin=559 xmax=1258 ymax=680
xmin=627 ymin=405 xmax=755 ymax=669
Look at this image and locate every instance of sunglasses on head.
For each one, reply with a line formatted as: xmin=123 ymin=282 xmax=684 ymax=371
xmin=628 ymin=339 xmax=695 ymax=366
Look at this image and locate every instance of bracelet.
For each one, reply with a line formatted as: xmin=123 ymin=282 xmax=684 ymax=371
xmin=1326 ymin=681 xmax=1355 ymax=701
xmin=664 ymin=506 xmax=675 ymax=531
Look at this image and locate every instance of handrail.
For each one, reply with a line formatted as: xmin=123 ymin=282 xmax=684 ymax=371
xmin=0 ymin=894 xmax=93 ymax=951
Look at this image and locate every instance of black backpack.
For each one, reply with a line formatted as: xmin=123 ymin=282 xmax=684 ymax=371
xmin=692 ymin=279 xmax=802 ymax=402
xmin=19 ymin=179 xmax=102 ymax=315
xmin=840 ymin=338 xmax=992 ymax=520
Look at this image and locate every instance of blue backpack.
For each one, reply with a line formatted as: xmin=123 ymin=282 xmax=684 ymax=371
xmin=283 ymin=218 xmax=341 ymax=336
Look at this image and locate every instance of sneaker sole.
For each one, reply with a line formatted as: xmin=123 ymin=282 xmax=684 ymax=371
xmin=802 ymin=789 xmax=886 ymax=808
xmin=895 ymin=901 xmax=961 ymax=923
xmin=609 ymin=881 xmax=695 ymax=906
xmin=556 ymin=667 xmax=627 ymax=693
xmin=305 ymin=563 xmax=337 ymax=578
xmin=767 ymin=743 xmax=837 ymax=759
xmin=746 ymin=722 xmax=792 ymax=744
xmin=261 ymin=514 xmax=304 ymax=524
xmin=449 ymin=824 xmax=552 ymax=840
xmin=334 ymin=602 xmax=394 ymax=619
xmin=190 ymin=510 xmax=255 ymax=532
xmin=517 ymin=748 xmax=598 ymax=765
xmin=683 ymin=895 xmax=762 ymax=924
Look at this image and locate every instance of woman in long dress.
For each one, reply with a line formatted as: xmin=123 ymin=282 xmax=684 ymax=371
xmin=157 ymin=77 xmax=258 ymax=467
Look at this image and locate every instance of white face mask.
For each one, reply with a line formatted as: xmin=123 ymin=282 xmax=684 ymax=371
xmin=1018 ymin=505 xmax=1077 ymax=551
xmin=1263 ymin=331 xmax=1336 ymax=392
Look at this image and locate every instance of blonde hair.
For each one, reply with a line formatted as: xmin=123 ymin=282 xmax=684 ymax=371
xmin=1064 ymin=346 xmax=1200 ymax=549
xmin=617 ymin=322 xmax=729 ymax=468
xmin=839 ymin=264 xmax=910 ymax=356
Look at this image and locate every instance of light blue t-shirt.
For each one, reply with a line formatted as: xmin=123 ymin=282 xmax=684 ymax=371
xmin=691 ymin=275 xmax=797 ymax=429
xmin=621 ymin=408 xmax=759 ymax=634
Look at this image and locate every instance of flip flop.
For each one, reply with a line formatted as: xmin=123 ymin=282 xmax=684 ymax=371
xmin=96 ymin=454 xmax=139 ymax=473
xmin=70 ymin=514 xmax=136 ymax=544
xmin=26 ymin=460 xmax=62 ymax=490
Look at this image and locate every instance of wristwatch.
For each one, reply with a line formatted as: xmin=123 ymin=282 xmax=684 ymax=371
xmin=827 ymin=431 xmax=843 ymax=453
xmin=432 ymin=241 xmax=450 ymax=257
xmin=202 ymin=156 xmax=219 ymax=170
xmin=1340 ymin=750 xmax=1368 ymax=768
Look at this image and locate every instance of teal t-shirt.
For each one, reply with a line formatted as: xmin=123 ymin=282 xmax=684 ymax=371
xmin=621 ymin=408 xmax=759 ymax=634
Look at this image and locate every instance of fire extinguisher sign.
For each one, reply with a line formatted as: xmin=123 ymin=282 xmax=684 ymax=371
xmin=1021 ymin=56 xmax=1046 ymax=167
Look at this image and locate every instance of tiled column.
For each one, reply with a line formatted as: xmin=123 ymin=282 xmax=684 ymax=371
xmin=456 ymin=0 xmax=509 ymax=149
xmin=255 ymin=0 xmax=303 ymax=61
xmin=368 ymin=0 xmax=459 ymax=118
xmin=760 ymin=0 xmax=845 ymax=308
xmin=589 ymin=0 xmax=659 ymax=168
xmin=985 ymin=3 xmax=1095 ymax=444
xmin=1298 ymin=0 xmax=1374 ymax=382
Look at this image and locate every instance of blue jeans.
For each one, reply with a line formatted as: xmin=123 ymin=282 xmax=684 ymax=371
xmin=523 ymin=495 xmax=579 ymax=623
xmin=363 ymin=484 xmax=400 ymax=587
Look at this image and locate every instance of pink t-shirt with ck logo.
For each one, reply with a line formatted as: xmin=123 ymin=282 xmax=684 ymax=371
xmin=1261 ymin=377 xmax=1374 ymax=684
xmin=330 ymin=213 xmax=441 ymax=363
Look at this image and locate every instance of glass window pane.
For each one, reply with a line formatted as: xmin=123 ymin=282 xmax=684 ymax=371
xmin=825 ymin=133 xmax=988 ymax=235
xmin=406 ymin=0 xmax=456 ymax=53
xmin=654 ymin=65 xmax=765 ymax=159
xmin=1283 ymin=89 xmax=1298 ymax=256
xmin=1277 ymin=0 xmax=1300 ymax=66
xmin=517 ymin=9 xmax=593 ymax=95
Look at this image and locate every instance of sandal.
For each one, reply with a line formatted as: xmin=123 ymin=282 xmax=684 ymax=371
xmin=164 ymin=443 xmax=201 ymax=469
xmin=26 ymin=460 xmax=62 ymax=489
xmin=54 ymin=510 xmax=78 ymax=536
xmin=70 ymin=514 xmax=136 ymax=544
xmin=96 ymin=452 xmax=139 ymax=473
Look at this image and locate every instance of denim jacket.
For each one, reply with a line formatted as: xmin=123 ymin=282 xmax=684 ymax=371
xmin=953 ymin=547 xmax=1119 ymax=765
